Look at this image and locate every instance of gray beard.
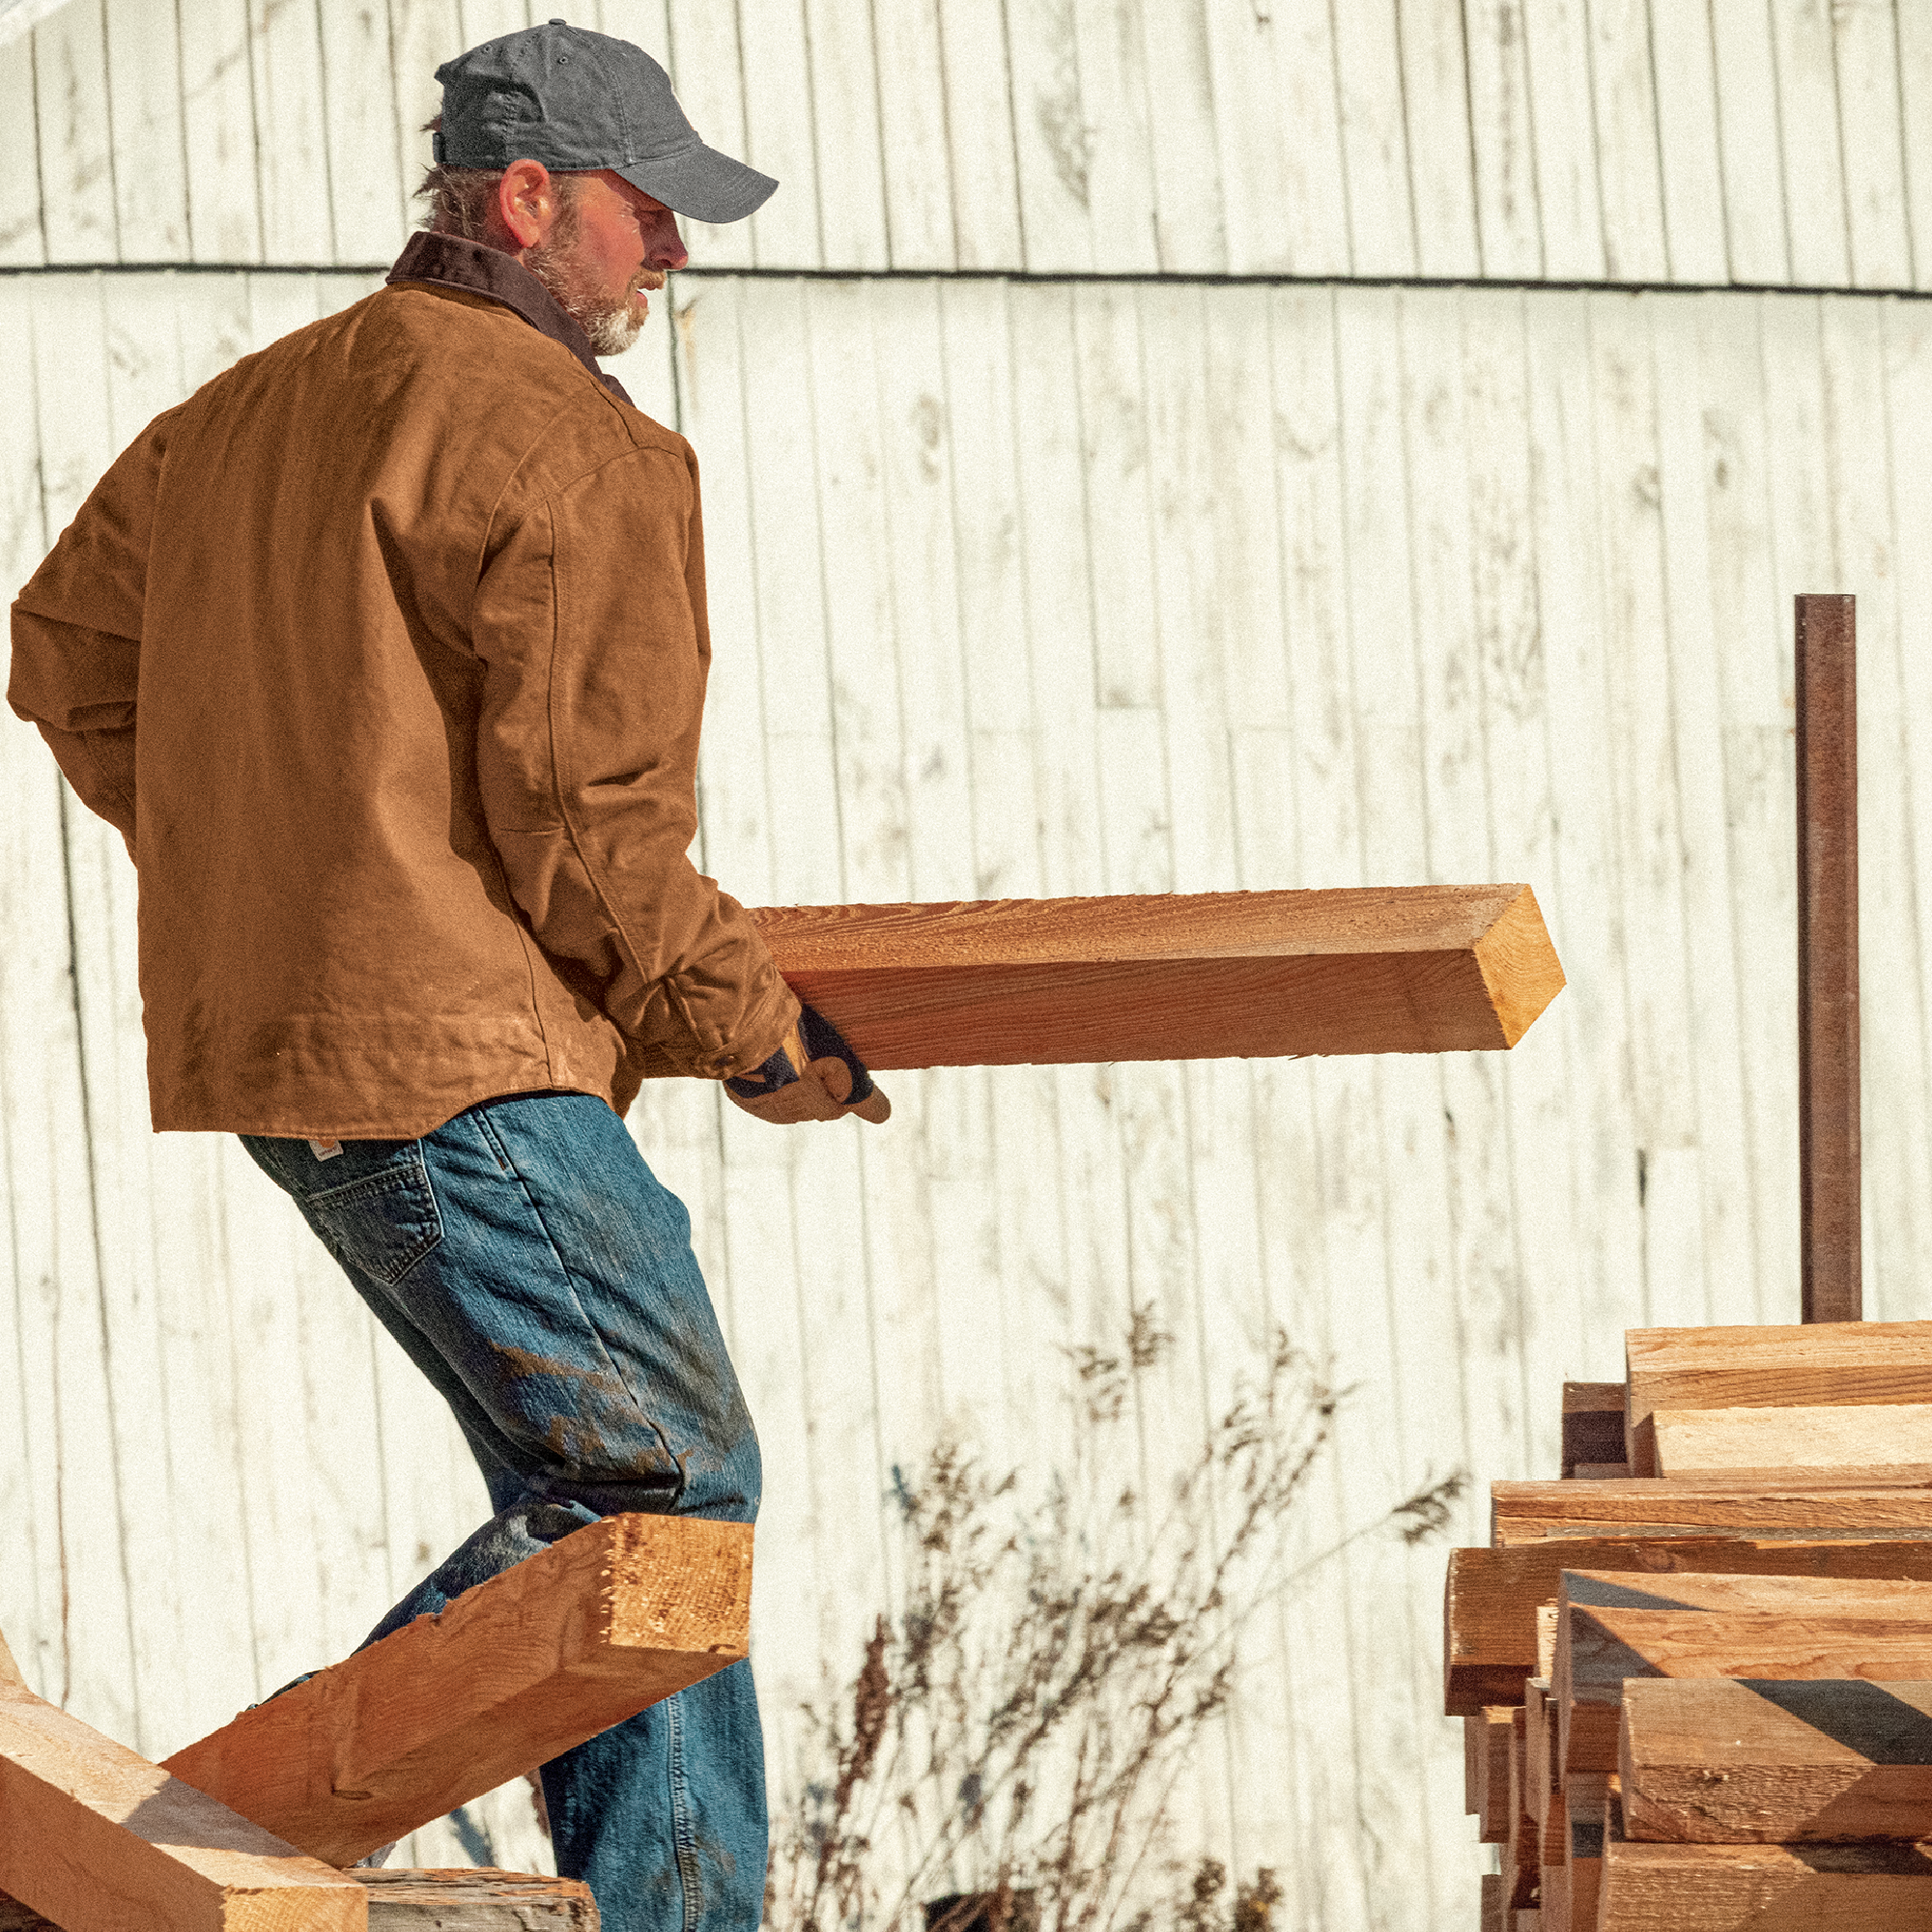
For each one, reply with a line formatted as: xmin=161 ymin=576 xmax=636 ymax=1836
xmin=524 ymin=240 xmax=646 ymax=357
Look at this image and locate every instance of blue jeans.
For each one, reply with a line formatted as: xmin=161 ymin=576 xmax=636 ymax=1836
xmin=242 ymin=1092 xmax=765 ymax=1932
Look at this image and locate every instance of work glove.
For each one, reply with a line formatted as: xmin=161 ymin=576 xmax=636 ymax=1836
xmin=724 ymin=1001 xmax=892 ymax=1124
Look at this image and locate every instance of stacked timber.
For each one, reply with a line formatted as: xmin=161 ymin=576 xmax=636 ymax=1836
xmin=1447 ymin=1321 xmax=1932 ymax=1930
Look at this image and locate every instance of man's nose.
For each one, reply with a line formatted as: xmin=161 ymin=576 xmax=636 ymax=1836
xmin=646 ymin=208 xmax=689 ymax=271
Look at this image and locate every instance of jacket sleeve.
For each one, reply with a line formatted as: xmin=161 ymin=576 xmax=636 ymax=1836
xmin=7 ymin=409 xmax=177 ymax=861
xmin=469 ymin=434 xmax=798 ymax=1080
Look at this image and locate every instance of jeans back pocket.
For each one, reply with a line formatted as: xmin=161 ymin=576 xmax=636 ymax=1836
xmin=245 ymin=1138 xmax=444 ymax=1286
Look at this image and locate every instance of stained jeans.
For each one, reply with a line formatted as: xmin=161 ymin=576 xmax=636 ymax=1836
xmin=241 ymin=1091 xmax=765 ymax=1932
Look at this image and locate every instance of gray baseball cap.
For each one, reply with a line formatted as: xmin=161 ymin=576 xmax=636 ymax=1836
xmin=434 ymin=18 xmax=776 ymax=223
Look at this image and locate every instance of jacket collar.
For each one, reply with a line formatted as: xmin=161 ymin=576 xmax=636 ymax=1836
xmin=385 ymin=231 xmax=637 ymax=408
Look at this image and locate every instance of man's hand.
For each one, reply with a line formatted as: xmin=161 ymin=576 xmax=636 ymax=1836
xmin=724 ymin=1003 xmax=891 ymax=1124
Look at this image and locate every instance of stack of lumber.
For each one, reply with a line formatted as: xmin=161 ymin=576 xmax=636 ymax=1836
xmin=1447 ymin=1321 xmax=1932 ymax=1930
xmin=0 ymin=1514 xmax=752 ymax=1928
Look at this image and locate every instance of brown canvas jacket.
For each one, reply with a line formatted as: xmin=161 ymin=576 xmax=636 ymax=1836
xmin=8 ymin=232 xmax=798 ymax=1138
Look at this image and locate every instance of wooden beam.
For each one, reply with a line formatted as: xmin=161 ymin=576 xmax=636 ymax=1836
xmin=0 ymin=1676 xmax=364 ymax=1931
xmin=1621 ymin=1676 xmax=1932 ymax=1844
xmin=2 ymin=1870 xmax=599 ymax=1930
xmin=164 ymin=1514 xmax=751 ymax=1867
xmin=1444 ymin=1537 xmax=1932 ymax=1714
xmin=1599 ymin=1792 xmax=1932 ymax=1930
xmin=1473 ymin=1705 xmax=1516 ymax=1843
xmin=1797 ymin=591 xmax=1861 ymax=1324
xmin=1560 ymin=1382 xmax=1627 ymax=1479
xmin=1651 ymin=1402 xmax=1932 ymax=1483
xmin=1561 ymin=1774 xmax=1607 ymax=1932
xmin=1622 ymin=1321 xmax=1932 ymax=1473
xmin=1504 ymin=1705 xmax=1538 ymax=1910
xmin=1556 ymin=1605 xmax=1932 ymax=1774
xmin=1492 ymin=1478 xmax=1932 ymax=1545
xmin=750 ymin=883 xmax=1564 ymax=1068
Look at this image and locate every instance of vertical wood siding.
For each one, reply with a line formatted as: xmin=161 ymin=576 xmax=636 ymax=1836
xmin=6 ymin=264 xmax=1932 ymax=1917
xmin=0 ymin=0 xmax=1925 ymax=286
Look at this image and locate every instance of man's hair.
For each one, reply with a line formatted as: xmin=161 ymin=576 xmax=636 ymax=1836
xmin=414 ymin=116 xmax=586 ymax=239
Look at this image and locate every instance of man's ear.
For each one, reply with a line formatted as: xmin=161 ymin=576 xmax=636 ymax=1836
xmin=496 ymin=159 xmax=557 ymax=250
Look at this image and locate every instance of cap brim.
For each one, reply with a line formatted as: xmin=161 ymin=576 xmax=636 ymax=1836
xmin=614 ymin=144 xmax=777 ymax=224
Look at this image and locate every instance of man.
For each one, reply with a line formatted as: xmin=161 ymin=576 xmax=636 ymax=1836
xmin=7 ymin=19 xmax=883 ymax=1931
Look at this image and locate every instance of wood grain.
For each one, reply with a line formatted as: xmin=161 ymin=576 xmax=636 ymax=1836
xmin=1621 ymin=1676 xmax=1932 ymax=1844
xmin=1598 ymin=1793 xmax=1932 ymax=1929
xmin=1445 ymin=1537 xmax=1932 ymax=1713
xmin=1624 ymin=1322 xmax=1932 ymax=1472
xmin=1653 ymin=1402 xmax=1932 ymax=1482
xmin=750 ymin=884 xmax=1564 ymax=1068
xmin=1560 ymin=1382 xmax=1627 ymax=1478
xmin=1492 ymin=1481 xmax=1932 ymax=1546
xmin=1557 ymin=1605 xmax=1932 ymax=1775
xmin=0 ymin=1675 xmax=364 ymax=1930
xmin=1473 ymin=1705 xmax=1515 ymax=1843
xmin=0 ymin=1868 xmax=597 ymax=1930
xmin=163 ymin=1516 xmax=751 ymax=1866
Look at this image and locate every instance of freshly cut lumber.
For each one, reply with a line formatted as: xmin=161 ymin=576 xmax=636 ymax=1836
xmin=1556 ymin=1605 xmax=1932 ymax=1774
xmin=1561 ymin=1569 xmax=1932 ymax=1615
xmin=0 ymin=1870 xmax=598 ymax=1930
xmin=351 ymin=1870 xmax=596 ymax=1927
xmin=1525 ymin=1679 xmax=1557 ymax=1838
xmin=1624 ymin=1321 xmax=1932 ymax=1474
xmin=1652 ymin=1402 xmax=1932 ymax=1483
xmin=1561 ymin=1383 xmax=1627 ymax=1478
xmin=1491 ymin=1480 xmax=1932 ymax=1545
xmin=1621 ymin=1676 xmax=1932 ymax=1843
xmin=1597 ymin=1792 xmax=1932 ymax=1928
xmin=1505 ymin=1706 xmax=1537 ymax=1909
xmin=1444 ymin=1537 xmax=1932 ymax=1713
xmin=1473 ymin=1705 xmax=1515 ymax=1842
xmin=1561 ymin=1774 xmax=1607 ymax=1930
xmin=165 ymin=1515 xmax=751 ymax=1866
xmin=749 ymin=884 xmax=1564 ymax=1068
xmin=0 ymin=1675 xmax=364 ymax=1930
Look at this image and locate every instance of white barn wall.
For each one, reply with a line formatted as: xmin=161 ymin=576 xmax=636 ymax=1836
xmin=6 ymin=262 xmax=1932 ymax=1918
xmin=1 ymin=0 xmax=1929 ymax=286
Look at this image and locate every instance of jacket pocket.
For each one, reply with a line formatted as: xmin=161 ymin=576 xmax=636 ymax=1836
xmin=300 ymin=1150 xmax=444 ymax=1286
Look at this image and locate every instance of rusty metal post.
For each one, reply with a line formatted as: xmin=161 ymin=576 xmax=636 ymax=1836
xmin=1796 ymin=593 xmax=1861 ymax=1322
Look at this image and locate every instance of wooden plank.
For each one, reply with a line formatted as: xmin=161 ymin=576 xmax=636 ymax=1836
xmin=935 ymin=0 xmax=1021 ymax=269
xmin=1504 ymin=1703 xmax=1537 ymax=1909
xmin=1494 ymin=1481 xmax=1932 ymax=1546
xmin=349 ymin=1869 xmax=595 ymax=1926
xmin=1564 ymin=1773 xmax=1606 ymax=1929
xmin=1599 ymin=1792 xmax=1932 ymax=1928
xmin=1832 ymin=0 xmax=1913 ymax=289
xmin=1396 ymin=0 xmax=1478 ymax=277
xmin=1653 ymin=1403 xmax=1932 ymax=1481
xmin=1475 ymin=1706 xmax=1515 ymax=1842
xmin=750 ymin=883 xmax=1563 ymax=1069
xmin=1561 ymin=1382 xmax=1627 ymax=1477
xmin=867 ymin=0 xmax=954 ymax=270
xmin=1625 ymin=1322 xmax=1932 ymax=1472
xmin=1772 ymin=0 xmax=1851 ymax=287
xmin=1558 ymin=1605 xmax=1932 ymax=1774
xmin=1329 ymin=0 xmax=1413 ymax=275
xmin=1797 ymin=595 xmax=1862 ymax=1322
xmin=163 ymin=1515 xmax=751 ymax=1866
xmin=737 ymin=0 xmax=819 ymax=269
xmin=0 ymin=1867 xmax=597 ymax=1929
xmin=0 ymin=1675 xmax=365 ymax=1930
xmin=1647 ymin=0 xmax=1727 ymax=283
xmin=1446 ymin=1536 xmax=1932 ymax=1713
xmin=1621 ymin=1674 xmax=1932 ymax=1843
xmin=1513 ymin=0 xmax=1591 ymax=279
xmin=663 ymin=0 xmax=755 ymax=271
xmin=1585 ymin=0 xmax=1667 ymax=281
xmin=179 ymin=0 xmax=262 ymax=262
